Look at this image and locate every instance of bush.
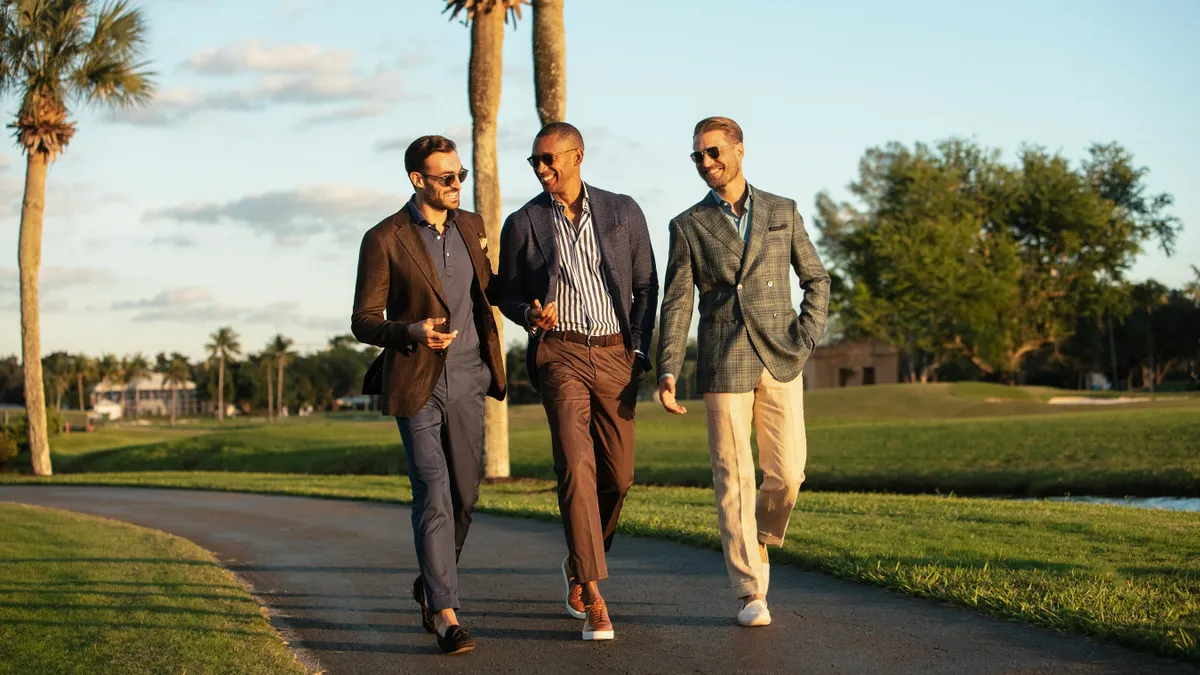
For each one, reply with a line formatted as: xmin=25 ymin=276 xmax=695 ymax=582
xmin=0 ymin=429 xmax=17 ymax=465
xmin=1 ymin=408 xmax=64 ymax=454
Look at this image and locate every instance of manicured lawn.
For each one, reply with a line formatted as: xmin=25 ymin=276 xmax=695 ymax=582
xmin=2 ymin=471 xmax=1196 ymax=664
xmin=0 ymin=502 xmax=305 ymax=675
xmin=51 ymin=392 xmax=1200 ymax=497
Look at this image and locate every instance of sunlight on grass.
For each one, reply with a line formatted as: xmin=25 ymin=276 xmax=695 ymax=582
xmin=0 ymin=502 xmax=305 ymax=675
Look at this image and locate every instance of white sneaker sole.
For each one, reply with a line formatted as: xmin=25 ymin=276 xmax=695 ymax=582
xmin=738 ymin=615 xmax=772 ymax=627
xmin=582 ymin=629 xmax=614 ymax=640
xmin=562 ymin=557 xmax=586 ymax=619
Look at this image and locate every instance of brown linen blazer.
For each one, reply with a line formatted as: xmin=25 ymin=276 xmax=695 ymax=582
xmin=351 ymin=205 xmax=506 ymax=417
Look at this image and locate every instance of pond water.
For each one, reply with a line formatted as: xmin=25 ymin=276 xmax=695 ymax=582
xmin=1029 ymin=496 xmax=1200 ymax=512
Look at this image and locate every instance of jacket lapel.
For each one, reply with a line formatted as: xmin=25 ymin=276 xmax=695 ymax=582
xmin=393 ymin=210 xmax=448 ymax=309
xmin=694 ymin=192 xmax=745 ymax=259
xmin=585 ymin=185 xmax=625 ymax=312
xmin=456 ymin=215 xmax=489 ymax=281
xmin=529 ymin=192 xmax=561 ymax=304
xmin=739 ymin=186 xmax=773 ymax=276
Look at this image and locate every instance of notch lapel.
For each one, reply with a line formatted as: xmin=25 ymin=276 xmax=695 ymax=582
xmin=456 ymin=216 xmax=489 ymax=281
xmin=529 ymin=192 xmax=561 ymax=305
xmin=585 ymin=186 xmax=626 ymax=315
xmin=393 ymin=214 xmax=448 ymax=309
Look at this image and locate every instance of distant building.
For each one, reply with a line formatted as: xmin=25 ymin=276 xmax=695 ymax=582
xmin=803 ymin=341 xmax=900 ymax=389
xmin=92 ymin=373 xmax=201 ymax=419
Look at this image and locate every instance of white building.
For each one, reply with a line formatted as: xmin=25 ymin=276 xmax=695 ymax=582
xmin=92 ymin=373 xmax=202 ymax=419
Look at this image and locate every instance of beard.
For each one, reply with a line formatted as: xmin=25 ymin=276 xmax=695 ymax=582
xmin=425 ymin=186 xmax=460 ymax=211
xmin=699 ymin=162 xmax=735 ymax=190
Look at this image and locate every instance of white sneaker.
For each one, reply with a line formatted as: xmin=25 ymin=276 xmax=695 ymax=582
xmin=737 ymin=599 xmax=771 ymax=627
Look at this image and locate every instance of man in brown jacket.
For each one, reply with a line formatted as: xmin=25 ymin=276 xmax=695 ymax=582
xmin=351 ymin=135 xmax=506 ymax=655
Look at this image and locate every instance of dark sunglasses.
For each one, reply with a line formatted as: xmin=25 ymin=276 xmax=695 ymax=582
xmin=689 ymin=144 xmax=736 ymax=164
xmin=422 ymin=169 xmax=469 ymax=187
xmin=527 ymin=148 xmax=578 ymax=169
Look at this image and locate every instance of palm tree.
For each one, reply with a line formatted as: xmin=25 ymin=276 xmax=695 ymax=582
xmin=205 ymin=327 xmax=241 ymax=422
xmin=121 ymin=352 xmax=150 ymax=419
xmin=269 ymin=334 xmax=295 ymax=419
xmin=259 ymin=350 xmax=274 ymax=422
xmin=531 ymin=0 xmax=565 ymax=126
xmin=445 ymin=0 xmax=525 ymax=479
xmin=1 ymin=1 xmax=154 ymax=475
xmin=160 ymin=354 xmax=190 ymax=426
xmin=96 ymin=353 xmax=119 ymax=413
xmin=41 ymin=352 xmax=72 ymax=410
xmin=72 ymin=353 xmax=96 ymax=413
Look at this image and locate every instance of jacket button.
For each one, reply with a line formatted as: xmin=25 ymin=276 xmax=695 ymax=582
xmin=736 ymin=283 xmax=743 ymax=290
xmin=773 ymin=312 xmax=779 ymax=318
xmin=767 ymin=281 xmax=773 ymax=287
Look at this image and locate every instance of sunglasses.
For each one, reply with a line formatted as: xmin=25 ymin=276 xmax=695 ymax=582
xmin=421 ymin=169 xmax=469 ymax=187
xmin=527 ymin=148 xmax=578 ymax=169
xmin=690 ymin=144 xmax=737 ymax=164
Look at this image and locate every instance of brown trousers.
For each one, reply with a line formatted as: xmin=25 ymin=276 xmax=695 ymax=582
xmin=537 ymin=335 xmax=638 ymax=583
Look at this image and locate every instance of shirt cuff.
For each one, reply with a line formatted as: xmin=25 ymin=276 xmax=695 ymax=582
xmin=659 ymin=373 xmax=674 ymax=382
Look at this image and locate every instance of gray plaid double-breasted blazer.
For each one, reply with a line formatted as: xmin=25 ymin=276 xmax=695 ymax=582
xmin=656 ymin=186 xmax=830 ymax=394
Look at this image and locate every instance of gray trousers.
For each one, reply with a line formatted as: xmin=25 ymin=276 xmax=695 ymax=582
xmin=396 ymin=357 xmax=490 ymax=612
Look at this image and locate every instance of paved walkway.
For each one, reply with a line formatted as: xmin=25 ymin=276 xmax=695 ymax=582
xmin=0 ymin=486 xmax=1192 ymax=674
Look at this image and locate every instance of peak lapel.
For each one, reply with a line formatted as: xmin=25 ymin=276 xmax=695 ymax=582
xmin=739 ymin=189 xmax=773 ymax=276
xmin=694 ymin=199 xmax=744 ymax=259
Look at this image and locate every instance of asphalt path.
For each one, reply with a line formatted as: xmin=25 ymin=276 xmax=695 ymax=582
xmin=0 ymin=486 xmax=1192 ymax=675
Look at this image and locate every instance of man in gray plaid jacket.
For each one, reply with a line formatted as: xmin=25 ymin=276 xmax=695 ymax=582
xmin=656 ymin=116 xmax=830 ymax=627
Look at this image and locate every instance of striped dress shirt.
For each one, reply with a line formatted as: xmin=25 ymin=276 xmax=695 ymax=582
xmin=550 ymin=186 xmax=621 ymax=336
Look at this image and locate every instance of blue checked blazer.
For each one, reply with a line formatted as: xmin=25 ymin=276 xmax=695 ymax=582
xmin=656 ymin=186 xmax=830 ymax=393
xmin=498 ymin=184 xmax=659 ymax=391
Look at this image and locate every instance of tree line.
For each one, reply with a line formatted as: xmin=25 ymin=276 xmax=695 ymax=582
xmin=815 ymin=139 xmax=1196 ymax=389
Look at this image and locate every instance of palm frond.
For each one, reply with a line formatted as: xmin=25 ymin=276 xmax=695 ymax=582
xmin=444 ymin=0 xmax=527 ymax=24
xmin=0 ymin=0 xmax=153 ymax=158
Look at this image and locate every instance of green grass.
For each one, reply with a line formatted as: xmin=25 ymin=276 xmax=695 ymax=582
xmin=2 ymin=471 xmax=1196 ymax=664
xmin=49 ymin=390 xmax=1200 ymax=497
xmin=0 ymin=502 xmax=305 ymax=675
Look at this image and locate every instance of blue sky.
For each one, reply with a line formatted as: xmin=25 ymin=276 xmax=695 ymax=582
xmin=1 ymin=0 xmax=1197 ymax=360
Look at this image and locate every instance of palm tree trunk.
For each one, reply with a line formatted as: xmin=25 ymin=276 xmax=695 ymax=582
xmin=77 ymin=373 xmax=85 ymax=412
xmin=532 ymin=0 xmax=567 ymax=126
xmin=470 ymin=8 xmax=510 ymax=479
xmin=277 ymin=359 xmax=285 ymax=419
xmin=265 ymin=361 xmax=274 ymax=422
xmin=19 ymin=152 xmax=52 ymax=476
xmin=217 ymin=355 xmax=225 ymax=422
xmin=171 ymin=385 xmax=178 ymax=425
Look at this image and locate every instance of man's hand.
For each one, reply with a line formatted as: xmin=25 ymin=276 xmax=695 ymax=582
xmin=407 ymin=318 xmax=458 ymax=350
xmin=529 ymin=299 xmax=559 ymax=331
xmin=658 ymin=375 xmax=688 ymax=415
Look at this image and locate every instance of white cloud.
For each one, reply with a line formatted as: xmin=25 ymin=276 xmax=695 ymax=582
xmin=111 ymin=41 xmax=413 ymax=127
xmin=150 ymin=233 xmax=199 ymax=248
xmin=0 ymin=266 xmax=112 ymax=293
xmin=185 ymin=40 xmax=353 ymax=76
xmin=294 ymin=102 xmax=391 ymax=130
xmin=111 ymin=285 xmax=343 ymax=332
xmin=143 ymin=184 xmax=402 ymax=245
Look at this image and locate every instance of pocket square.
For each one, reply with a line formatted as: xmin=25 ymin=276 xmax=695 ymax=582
xmin=768 ymin=224 xmax=788 ymax=232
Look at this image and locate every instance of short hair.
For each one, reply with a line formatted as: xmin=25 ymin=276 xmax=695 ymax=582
xmin=535 ymin=122 xmax=585 ymax=152
xmin=693 ymin=116 xmax=743 ymax=144
xmin=404 ymin=135 xmax=457 ymax=174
